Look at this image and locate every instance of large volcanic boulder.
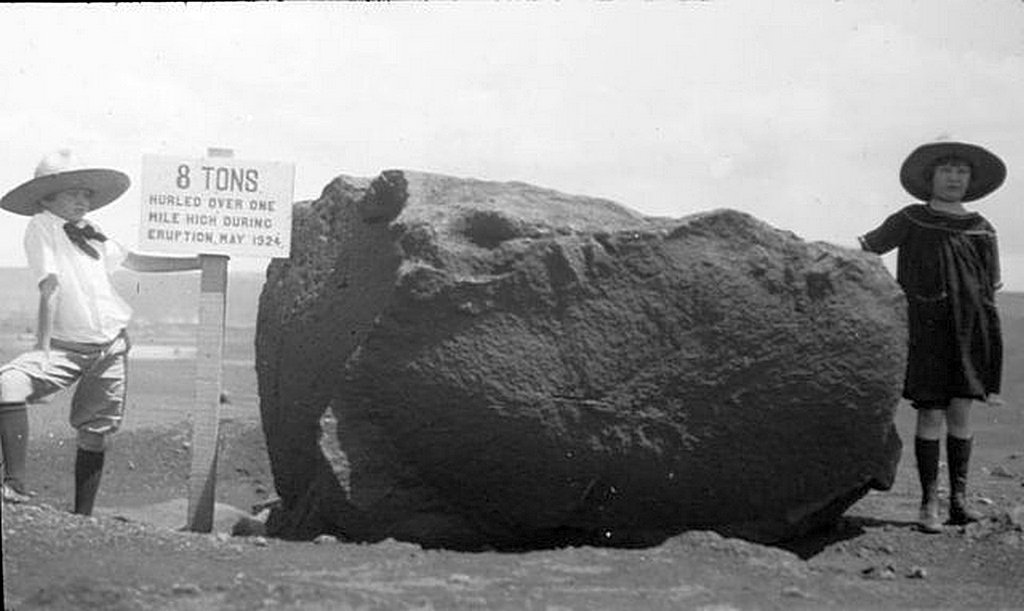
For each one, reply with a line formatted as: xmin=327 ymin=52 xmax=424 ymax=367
xmin=256 ymin=170 xmax=906 ymax=548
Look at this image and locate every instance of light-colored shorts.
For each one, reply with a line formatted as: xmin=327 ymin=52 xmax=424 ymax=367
xmin=0 ymin=331 xmax=130 ymax=452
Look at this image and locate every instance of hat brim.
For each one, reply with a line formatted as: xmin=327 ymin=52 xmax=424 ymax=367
xmin=1 ymin=169 xmax=130 ymax=216
xmin=899 ymin=142 xmax=1006 ymax=203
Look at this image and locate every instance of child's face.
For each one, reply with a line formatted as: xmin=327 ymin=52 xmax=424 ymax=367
xmin=930 ymin=161 xmax=971 ymax=203
xmin=41 ymin=188 xmax=92 ymax=223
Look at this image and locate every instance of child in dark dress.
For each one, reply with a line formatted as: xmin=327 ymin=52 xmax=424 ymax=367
xmin=859 ymin=140 xmax=1006 ymax=533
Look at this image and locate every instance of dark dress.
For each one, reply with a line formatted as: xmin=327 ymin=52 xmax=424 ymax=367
xmin=860 ymin=204 xmax=1002 ymax=405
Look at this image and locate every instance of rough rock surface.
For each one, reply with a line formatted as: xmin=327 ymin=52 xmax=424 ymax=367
xmin=255 ymin=170 xmax=906 ymax=549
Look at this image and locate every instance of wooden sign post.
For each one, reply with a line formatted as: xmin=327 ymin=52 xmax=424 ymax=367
xmin=190 ymin=251 xmax=228 ymax=531
xmin=187 ymin=147 xmax=232 ymax=532
xmin=139 ymin=149 xmax=294 ymax=532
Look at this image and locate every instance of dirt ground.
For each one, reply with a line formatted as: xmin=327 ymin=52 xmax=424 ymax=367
xmin=3 ymin=399 xmax=1024 ymax=610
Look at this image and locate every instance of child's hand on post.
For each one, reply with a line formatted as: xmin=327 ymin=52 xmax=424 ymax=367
xmin=985 ymin=394 xmax=1006 ymax=408
xmin=123 ymin=252 xmax=202 ymax=273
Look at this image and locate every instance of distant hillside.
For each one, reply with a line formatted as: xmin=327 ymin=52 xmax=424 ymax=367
xmin=999 ymin=291 xmax=1024 ymax=320
xmin=0 ymin=266 xmax=266 ymax=329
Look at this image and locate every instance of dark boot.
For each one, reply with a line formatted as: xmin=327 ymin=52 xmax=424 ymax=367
xmin=0 ymin=402 xmax=30 ymax=501
xmin=74 ymin=448 xmax=105 ymax=515
xmin=915 ymin=437 xmax=942 ymax=533
xmin=947 ymin=435 xmax=982 ymax=525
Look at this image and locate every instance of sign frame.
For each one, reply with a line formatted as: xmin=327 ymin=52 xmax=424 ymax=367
xmin=139 ymin=154 xmax=294 ymax=259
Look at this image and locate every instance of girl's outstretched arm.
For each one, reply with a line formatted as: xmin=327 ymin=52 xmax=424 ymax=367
xmin=123 ymin=251 xmax=202 ymax=273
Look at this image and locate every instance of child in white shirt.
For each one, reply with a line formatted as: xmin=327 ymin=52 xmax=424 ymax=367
xmin=0 ymin=149 xmax=201 ymax=514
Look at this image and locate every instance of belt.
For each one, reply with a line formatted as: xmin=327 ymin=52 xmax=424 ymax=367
xmin=50 ymin=329 xmax=129 ymax=354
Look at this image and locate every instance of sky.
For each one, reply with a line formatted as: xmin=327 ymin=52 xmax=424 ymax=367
xmin=1 ymin=1 xmax=1023 ymax=286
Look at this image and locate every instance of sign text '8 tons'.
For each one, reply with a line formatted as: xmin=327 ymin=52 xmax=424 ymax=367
xmin=140 ymin=155 xmax=294 ymax=258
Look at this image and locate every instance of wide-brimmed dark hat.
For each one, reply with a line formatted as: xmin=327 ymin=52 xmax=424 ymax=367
xmin=899 ymin=141 xmax=1006 ymax=203
xmin=1 ymin=149 xmax=130 ymax=216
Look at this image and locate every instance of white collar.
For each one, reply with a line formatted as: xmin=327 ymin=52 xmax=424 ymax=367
xmin=39 ymin=209 xmax=92 ymax=229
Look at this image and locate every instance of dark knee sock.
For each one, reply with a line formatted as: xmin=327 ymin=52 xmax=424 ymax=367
xmin=914 ymin=436 xmax=940 ymax=504
xmin=0 ymin=402 xmax=29 ymax=492
xmin=74 ymin=448 xmax=105 ymax=515
xmin=947 ymin=435 xmax=973 ymax=496
xmin=947 ymin=435 xmax=981 ymax=522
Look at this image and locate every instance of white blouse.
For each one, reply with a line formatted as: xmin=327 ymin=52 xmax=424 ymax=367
xmin=24 ymin=210 xmax=131 ymax=343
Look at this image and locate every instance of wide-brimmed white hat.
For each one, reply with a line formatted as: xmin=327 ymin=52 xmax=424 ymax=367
xmin=1 ymin=149 xmax=130 ymax=216
xmin=899 ymin=140 xmax=1006 ymax=203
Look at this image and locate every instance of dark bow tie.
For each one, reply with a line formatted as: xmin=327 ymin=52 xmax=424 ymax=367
xmin=63 ymin=222 xmax=107 ymax=260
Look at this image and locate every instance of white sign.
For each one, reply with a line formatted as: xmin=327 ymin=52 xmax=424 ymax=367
xmin=139 ymin=155 xmax=294 ymax=258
